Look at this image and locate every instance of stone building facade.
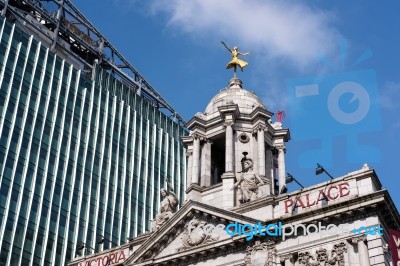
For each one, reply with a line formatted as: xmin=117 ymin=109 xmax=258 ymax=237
xmin=69 ymin=78 xmax=400 ymax=266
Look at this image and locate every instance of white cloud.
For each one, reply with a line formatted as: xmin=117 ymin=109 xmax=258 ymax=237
xmin=380 ymin=81 xmax=400 ymax=110
xmin=148 ymin=0 xmax=339 ymax=67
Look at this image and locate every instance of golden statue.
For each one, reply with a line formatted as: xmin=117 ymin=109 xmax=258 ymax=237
xmin=221 ymin=41 xmax=252 ymax=78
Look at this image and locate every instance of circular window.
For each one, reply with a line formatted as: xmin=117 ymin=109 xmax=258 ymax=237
xmin=238 ymin=132 xmax=250 ymax=143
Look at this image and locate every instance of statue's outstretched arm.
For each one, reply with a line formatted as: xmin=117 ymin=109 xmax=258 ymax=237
xmin=221 ymin=41 xmax=231 ymax=52
xmin=238 ymin=51 xmax=252 ymax=56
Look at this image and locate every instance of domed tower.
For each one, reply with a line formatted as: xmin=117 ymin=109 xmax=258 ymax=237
xmin=183 ymin=78 xmax=290 ymax=210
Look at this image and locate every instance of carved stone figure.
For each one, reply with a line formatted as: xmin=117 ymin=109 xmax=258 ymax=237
xmin=178 ymin=218 xmax=225 ymax=251
xmin=299 ymin=242 xmax=347 ymax=266
xmin=152 ymin=179 xmax=179 ymax=231
xmin=232 ymin=155 xmax=265 ymax=203
xmin=298 ymin=251 xmax=319 ymax=266
xmin=327 ymin=242 xmax=347 ymax=266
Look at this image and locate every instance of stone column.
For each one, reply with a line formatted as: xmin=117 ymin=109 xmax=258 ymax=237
xmin=225 ymin=122 xmax=234 ymax=173
xmin=352 ymin=236 xmax=370 ymax=266
xmin=277 ymin=145 xmax=286 ymax=193
xmin=186 ymin=150 xmax=193 ymax=187
xmin=200 ymin=139 xmax=212 ymax=187
xmin=191 ymin=134 xmax=200 ymax=185
xmin=256 ymin=124 xmax=266 ymax=177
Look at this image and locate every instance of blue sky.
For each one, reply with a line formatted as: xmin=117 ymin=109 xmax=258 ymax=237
xmin=74 ymin=1 xmax=400 ymax=209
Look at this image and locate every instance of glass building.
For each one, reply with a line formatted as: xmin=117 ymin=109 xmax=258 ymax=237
xmin=0 ymin=12 xmax=186 ymax=266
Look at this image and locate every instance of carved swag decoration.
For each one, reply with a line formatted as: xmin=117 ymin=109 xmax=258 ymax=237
xmin=178 ymin=218 xmax=226 ymax=251
xmin=298 ymin=242 xmax=347 ymax=266
xmin=244 ymin=240 xmax=275 ymax=266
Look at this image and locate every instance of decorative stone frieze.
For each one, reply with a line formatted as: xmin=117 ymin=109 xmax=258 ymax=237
xmin=244 ymin=240 xmax=275 ymax=266
xmin=298 ymin=242 xmax=347 ymax=266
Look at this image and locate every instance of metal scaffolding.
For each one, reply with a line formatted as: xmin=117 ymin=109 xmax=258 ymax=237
xmin=0 ymin=0 xmax=186 ymax=125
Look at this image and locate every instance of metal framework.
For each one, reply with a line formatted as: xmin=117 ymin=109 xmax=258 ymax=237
xmin=0 ymin=0 xmax=186 ymax=125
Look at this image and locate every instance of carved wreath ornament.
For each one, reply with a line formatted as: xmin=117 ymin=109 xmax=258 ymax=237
xmin=238 ymin=132 xmax=250 ymax=143
xmin=178 ymin=218 xmax=226 ymax=251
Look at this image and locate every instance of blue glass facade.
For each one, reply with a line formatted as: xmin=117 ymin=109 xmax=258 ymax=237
xmin=0 ymin=16 xmax=186 ymax=265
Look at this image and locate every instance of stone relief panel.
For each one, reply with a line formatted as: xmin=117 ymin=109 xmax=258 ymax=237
xmin=178 ymin=218 xmax=226 ymax=251
xmin=244 ymin=240 xmax=275 ymax=266
xmin=298 ymin=242 xmax=347 ymax=266
xmin=148 ymin=211 xmax=230 ymax=260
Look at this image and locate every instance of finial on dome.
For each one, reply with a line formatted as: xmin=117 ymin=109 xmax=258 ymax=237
xmin=228 ymin=78 xmax=243 ymax=89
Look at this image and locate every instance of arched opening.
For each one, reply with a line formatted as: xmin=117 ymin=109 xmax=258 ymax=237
xmin=211 ymin=136 xmax=225 ymax=185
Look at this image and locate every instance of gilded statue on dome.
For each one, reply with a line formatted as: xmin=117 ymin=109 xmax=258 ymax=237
xmin=221 ymin=41 xmax=252 ymax=78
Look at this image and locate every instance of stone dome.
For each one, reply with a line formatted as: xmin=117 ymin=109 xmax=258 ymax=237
xmin=204 ymin=78 xmax=266 ymax=116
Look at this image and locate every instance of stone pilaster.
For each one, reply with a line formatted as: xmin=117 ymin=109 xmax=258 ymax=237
xmin=222 ymin=122 xmax=235 ymax=209
xmin=255 ymin=124 xmax=266 ymax=177
xmin=191 ymin=133 xmax=200 ymax=185
xmin=224 ymin=121 xmax=234 ymax=173
xmin=277 ymin=145 xmax=286 ymax=193
xmin=186 ymin=150 xmax=193 ymax=187
xmin=351 ymin=235 xmax=371 ymax=266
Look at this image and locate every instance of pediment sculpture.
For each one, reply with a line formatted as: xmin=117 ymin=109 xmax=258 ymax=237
xmin=152 ymin=178 xmax=179 ymax=231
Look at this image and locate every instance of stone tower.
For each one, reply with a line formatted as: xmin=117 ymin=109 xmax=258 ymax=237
xmin=183 ymin=78 xmax=290 ymax=209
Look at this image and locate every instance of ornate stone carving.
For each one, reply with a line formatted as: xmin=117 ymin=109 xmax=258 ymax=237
xmin=223 ymin=121 xmax=235 ymax=128
xmin=279 ymin=253 xmax=294 ymax=263
xmin=252 ymin=124 xmax=266 ymax=135
xmin=232 ymin=154 xmax=265 ymax=203
xmin=351 ymin=235 xmax=367 ymax=244
xmin=151 ymin=179 xmax=179 ymax=231
xmin=274 ymin=144 xmax=286 ymax=152
xmin=298 ymin=242 xmax=347 ymax=266
xmin=327 ymin=242 xmax=347 ymax=266
xmin=190 ymin=132 xmax=201 ymax=140
xmin=238 ymin=132 xmax=250 ymax=143
xmin=244 ymin=240 xmax=275 ymax=266
xmin=298 ymin=251 xmax=319 ymax=266
xmin=178 ymin=218 xmax=225 ymax=251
